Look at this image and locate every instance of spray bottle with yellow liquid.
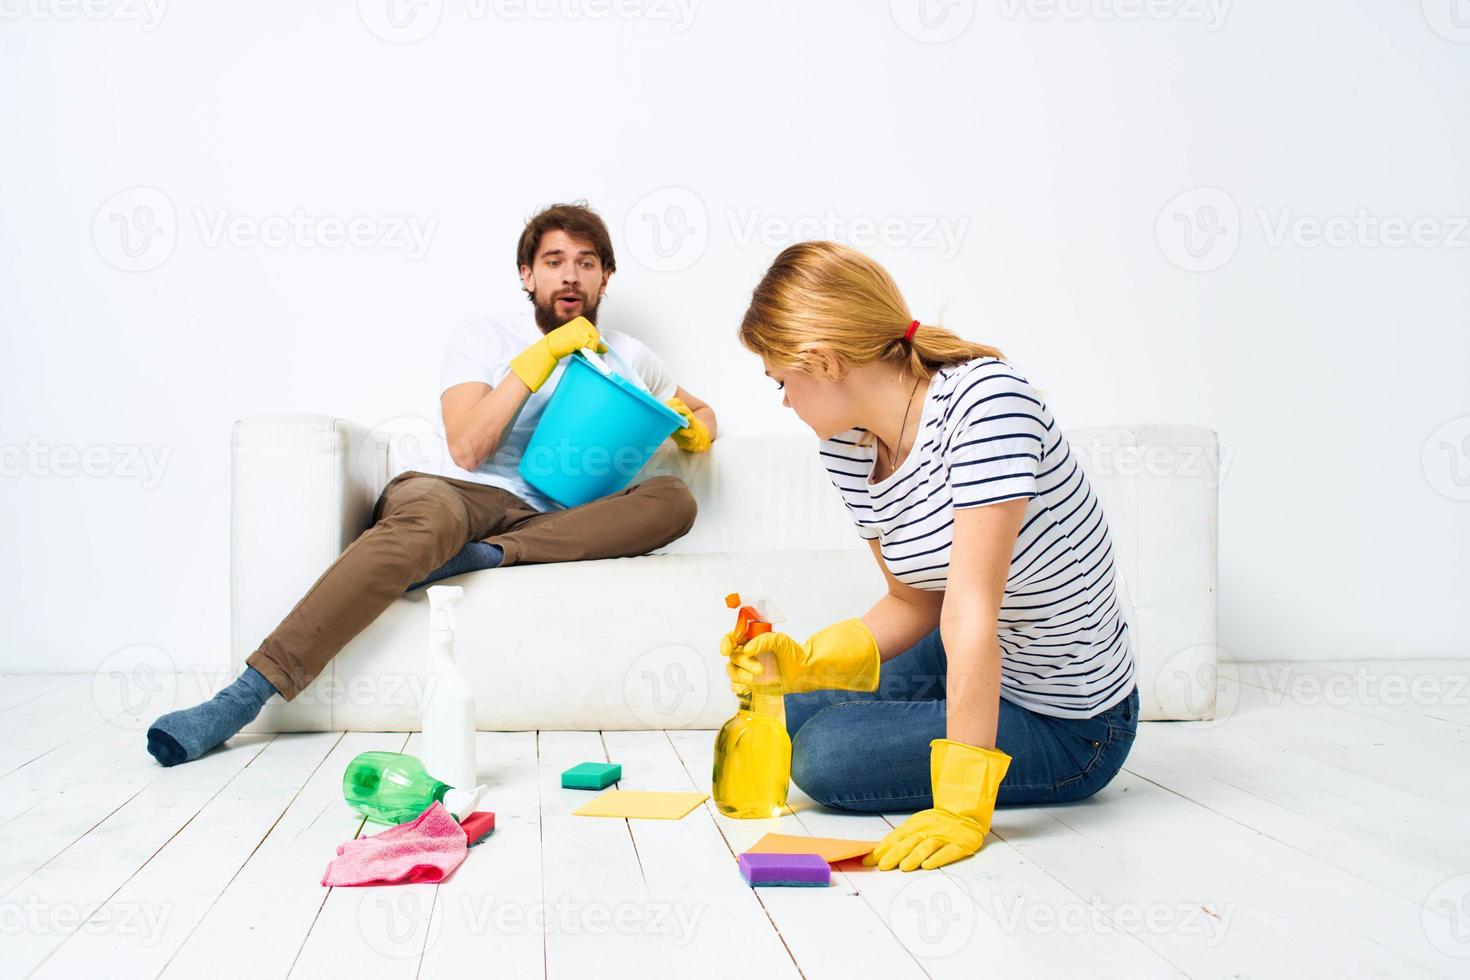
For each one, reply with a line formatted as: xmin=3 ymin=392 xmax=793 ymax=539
xmin=712 ymin=593 xmax=792 ymax=819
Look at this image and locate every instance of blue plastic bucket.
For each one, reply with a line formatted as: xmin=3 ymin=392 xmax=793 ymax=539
xmin=519 ymin=351 xmax=689 ymax=508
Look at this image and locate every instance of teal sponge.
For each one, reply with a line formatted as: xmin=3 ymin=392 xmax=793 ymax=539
xmin=562 ymin=761 xmax=621 ymax=790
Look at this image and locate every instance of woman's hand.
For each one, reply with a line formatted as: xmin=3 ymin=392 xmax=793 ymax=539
xmin=718 ymin=628 xmax=759 ymax=696
xmin=719 ymin=620 xmax=882 ymax=695
xmin=863 ymin=738 xmax=1012 ymax=871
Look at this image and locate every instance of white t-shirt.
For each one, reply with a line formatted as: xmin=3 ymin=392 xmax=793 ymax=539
xmin=433 ymin=311 xmax=678 ymax=512
xmin=819 ymin=356 xmax=1135 ymax=719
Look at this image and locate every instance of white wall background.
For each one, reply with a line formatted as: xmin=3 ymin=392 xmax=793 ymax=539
xmin=2 ymin=0 xmax=1467 ymax=674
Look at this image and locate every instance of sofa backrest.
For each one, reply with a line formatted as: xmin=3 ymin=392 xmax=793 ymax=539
xmin=639 ymin=435 xmax=862 ymax=555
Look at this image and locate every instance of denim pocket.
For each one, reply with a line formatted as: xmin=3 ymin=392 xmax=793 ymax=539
xmin=1051 ymin=690 xmax=1136 ymax=792
xmin=1050 ymin=717 xmax=1111 ymax=789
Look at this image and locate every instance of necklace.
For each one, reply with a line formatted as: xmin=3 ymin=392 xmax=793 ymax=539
xmin=881 ymin=376 xmax=922 ymax=475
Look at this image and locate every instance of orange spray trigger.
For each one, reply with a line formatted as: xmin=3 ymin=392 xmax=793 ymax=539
xmin=733 ymin=603 xmax=769 ymax=644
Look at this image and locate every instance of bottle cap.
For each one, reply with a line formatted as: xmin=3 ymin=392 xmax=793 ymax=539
xmin=443 ymin=783 xmax=487 ymax=820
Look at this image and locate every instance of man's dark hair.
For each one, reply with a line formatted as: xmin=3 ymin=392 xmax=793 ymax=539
xmin=516 ymin=201 xmax=617 ymax=274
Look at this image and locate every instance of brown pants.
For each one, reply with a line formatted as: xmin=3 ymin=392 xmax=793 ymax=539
xmin=246 ymin=471 xmax=697 ymax=700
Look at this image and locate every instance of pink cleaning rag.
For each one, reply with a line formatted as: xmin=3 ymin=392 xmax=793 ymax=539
xmin=321 ymin=801 xmax=469 ymax=887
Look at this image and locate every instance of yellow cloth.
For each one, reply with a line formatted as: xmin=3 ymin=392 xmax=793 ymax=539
xmin=863 ymin=738 xmax=1012 ymax=871
xmin=721 ymin=619 xmax=881 ymax=695
xmin=509 ymin=315 xmax=607 ymax=392
xmin=571 ymin=790 xmax=708 ymax=820
xmin=664 ymin=396 xmax=711 ymax=453
xmin=747 ymin=833 xmax=878 ymax=864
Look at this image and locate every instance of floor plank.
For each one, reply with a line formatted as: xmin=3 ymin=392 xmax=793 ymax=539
xmin=285 ymin=732 xmax=426 ymax=980
xmin=417 ymin=731 xmax=545 ymax=979
xmin=0 ymin=715 xmax=142 ymax=825
xmin=1200 ymin=676 xmax=1470 ymax=810
xmin=603 ymin=729 xmax=804 ymax=978
xmin=31 ymin=732 xmax=344 ymax=980
xmin=801 ymin=789 xmax=1188 ymax=980
xmin=666 ymin=729 xmax=934 ymax=980
xmin=0 ymin=733 xmax=275 ymax=978
xmin=1127 ymin=724 xmax=1469 ymax=893
xmin=1245 ymin=660 xmax=1470 ymax=726
xmin=0 ymin=728 xmax=206 ymax=898
xmin=0 ymin=680 xmax=112 ymax=775
xmin=1238 ymin=662 xmax=1470 ymax=743
xmin=983 ymin=797 xmax=1293 ymax=978
xmin=2 ymin=665 xmax=1467 ymax=980
xmin=532 ymin=730 xmax=688 ymax=978
xmin=1044 ymin=770 xmax=1457 ymax=977
xmin=155 ymin=731 xmax=407 ymax=980
xmin=0 ymin=675 xmax=85 ymax=716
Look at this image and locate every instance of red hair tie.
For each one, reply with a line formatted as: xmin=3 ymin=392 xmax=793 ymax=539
xmin=903 ymin=320 xmax=919 ymax=343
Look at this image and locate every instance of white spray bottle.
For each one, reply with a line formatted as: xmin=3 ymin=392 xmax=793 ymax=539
xmin=423 ymin=585 xmax=479 ymax=797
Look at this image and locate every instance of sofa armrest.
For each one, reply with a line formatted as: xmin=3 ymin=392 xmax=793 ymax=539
xmin=231 ymin=415 xmax=387 ymax=731
xmin=1068 ymin=424 xmax=1221 ymax=721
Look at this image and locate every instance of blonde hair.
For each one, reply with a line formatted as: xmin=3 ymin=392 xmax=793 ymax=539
xmin=739 ymin=240 xmax=1003 ymax=379
xmin=739 ymin=241 xmax=1009 ymax=443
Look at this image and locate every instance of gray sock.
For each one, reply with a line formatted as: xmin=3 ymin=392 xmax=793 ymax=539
xmin=147 ymin=666 xmax=278 ymax=767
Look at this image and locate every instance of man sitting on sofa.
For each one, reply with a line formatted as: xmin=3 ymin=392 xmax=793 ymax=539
xmin=147 ymin=201 xmax=717 ymax=767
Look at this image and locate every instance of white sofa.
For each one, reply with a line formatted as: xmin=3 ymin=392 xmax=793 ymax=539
xmin=234 ymin=419 xmax=1220 ymax=733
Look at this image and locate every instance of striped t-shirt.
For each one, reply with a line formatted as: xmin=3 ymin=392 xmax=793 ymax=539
xmin=820 ymin=356 xmax=1135 ymax=719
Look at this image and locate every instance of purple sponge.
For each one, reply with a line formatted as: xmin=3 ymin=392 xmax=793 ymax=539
xmin=738 ymin=852 xmax=831 ymax=887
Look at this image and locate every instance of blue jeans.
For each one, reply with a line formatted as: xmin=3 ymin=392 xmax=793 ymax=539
xmin=784 ymin=627 xmax=1139 ymax=811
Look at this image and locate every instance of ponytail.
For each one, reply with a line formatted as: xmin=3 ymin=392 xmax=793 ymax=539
xmin=738 ymin=240 xmax=1004 ymax=382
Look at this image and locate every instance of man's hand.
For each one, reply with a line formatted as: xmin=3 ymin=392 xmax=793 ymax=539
xmin=666 ymin=396 xmax=712 ymax=453
xmin=509 ymin=316 xmax=607 ymax=393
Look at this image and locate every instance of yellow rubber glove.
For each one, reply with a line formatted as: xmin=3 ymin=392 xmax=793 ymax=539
xmin=720 ymin=619 xmax=881 ymax=695
xmin=665 ymin=396 xmax=712 ymax=453
xmin=863 ymin=738 xmax=1012 ymax=871
xmin=509 ymin=315 xmax=608 ymax=392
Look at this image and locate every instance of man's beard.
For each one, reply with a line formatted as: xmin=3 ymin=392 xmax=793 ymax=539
xmin=530 ymin=289 xmax=599 ymax=333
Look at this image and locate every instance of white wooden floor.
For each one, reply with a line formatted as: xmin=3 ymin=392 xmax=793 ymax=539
xmin=2 ymin=660 xmax=1467 ymax=980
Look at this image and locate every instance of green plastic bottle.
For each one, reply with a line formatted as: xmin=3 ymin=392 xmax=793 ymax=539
xmin=342 ymin=751 xmax=485 ymax=825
